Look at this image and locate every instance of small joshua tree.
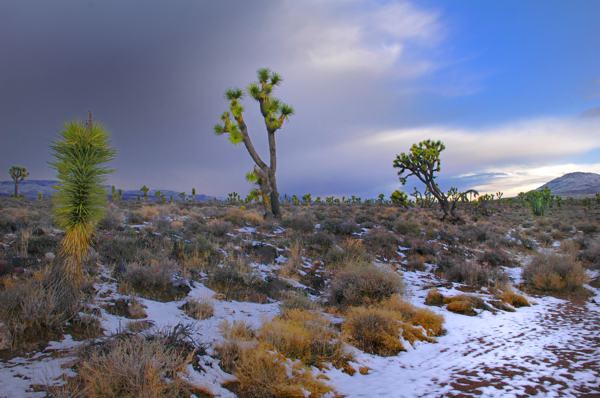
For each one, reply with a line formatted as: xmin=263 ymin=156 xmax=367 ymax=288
xmin=302 ymin=193 xmax=312 ymax=206
xmin=192 ymin=187 xmax=196 ymax=201
xmin=51 ymin=113 xmax=115 ymax=281
xmin=140 ymin=185 xmax=149 ymax=201
xmin=9 ymin=165 xmax=29 ymax=197
xmin=393 ymin=140 xmax=475 ymax=221
xmin=390 ymin=190 xmax=410 ymax=207
xmin=214 ymin=68 xmax=294 ymax=218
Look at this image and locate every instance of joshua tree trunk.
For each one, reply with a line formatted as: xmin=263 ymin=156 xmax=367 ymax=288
xmin=267 ymin=131 xmax=281 ymax=218
xmin=14 ymin=181 xmax=19 ymax=197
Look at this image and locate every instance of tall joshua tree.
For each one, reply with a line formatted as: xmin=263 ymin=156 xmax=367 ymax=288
xmin=214 ymin=68 xmax=294 ymax=218
xmin=9 ymin=165 xmax=29 ymax=197
xmin=51 ymin=113 xmax=115 ymax=280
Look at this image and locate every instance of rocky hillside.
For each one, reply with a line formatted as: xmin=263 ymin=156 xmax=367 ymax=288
xmin=538 ymin=172 xmax=600 ymax=197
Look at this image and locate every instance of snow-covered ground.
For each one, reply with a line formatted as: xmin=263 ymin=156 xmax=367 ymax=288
xmin=1 ymin=234 xmax=599 ymax=398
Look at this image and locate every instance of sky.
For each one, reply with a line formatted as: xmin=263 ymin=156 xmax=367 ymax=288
xmin=1 ymin=0 xmax=599 ymax=198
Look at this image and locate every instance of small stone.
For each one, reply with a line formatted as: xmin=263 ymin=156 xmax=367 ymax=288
xmin=45 ymin=252 xmax=56 ymax=262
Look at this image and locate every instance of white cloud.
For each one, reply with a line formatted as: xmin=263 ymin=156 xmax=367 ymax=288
xmin=283 ymin=0 xmax=441 ymax=75
xmin=283 ymin=115 xmax=600 ymax=197
xmin=354 ymin=117 xmax=600 ymax=171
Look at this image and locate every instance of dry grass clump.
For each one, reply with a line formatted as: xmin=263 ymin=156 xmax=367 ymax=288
xmin=425 ymin=288 xmax=444 ymax=306
xmin=220 ymin=320 xmax=256 ymax=341
xmin=120 ymin=261 xmax=190 ymax=302
xmin=499 ymin=289 xmax=530 ymax=308
xmin=325 ymin=238 xmax=372 ymax=268
xmin=181 ymin=298 xmax=214 ymax=320
xmin=382 ymin=296 xmax=444 ymax=337
xmin=342 ymin=296 xmax=444 ymax=356
xmin=223 ymin=207 xmax=263 ymax=226
xmin=134 ymin=205 xmax=161 ymax=221
xmin=61 ymin=326 xmax=199 ymax=398
xmin=329 ymin=262 xmax=403 ymax=307
xmin=443 ymin=294 xmax=485 ymax=316
xmin=342 ymin=307 xmax=404 ymax=356
xmin=259 ymin=309 xmax=349 ymax=368
xmin=280 ymin=240 xmax=303 ymax=277
xmin=523 ymin=253 xmax=588 ymax=293
xmin=0 ymin=268 xmax=80 ymax=350
xmin=227 ymin=346 xmax=333 ymax=398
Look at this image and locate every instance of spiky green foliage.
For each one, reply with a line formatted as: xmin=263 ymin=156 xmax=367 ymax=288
xmin=393 ymin=140 xmax=474 ymax=221
xmin=140 ymin=185 xmax=149 ymax=200
xmin=51 ymin=119 xmax=115 ymax=279
xmin=524 ymin=188 xmax=554 ymax=216
xmin=390 ymin=190 xmax=410 ymax=207
xmin=9 ymin=165 xmax=29 ymax=197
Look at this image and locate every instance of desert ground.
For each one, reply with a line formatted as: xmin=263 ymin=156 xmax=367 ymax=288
xmin=0 ymin=196 xmax=599 ymax=397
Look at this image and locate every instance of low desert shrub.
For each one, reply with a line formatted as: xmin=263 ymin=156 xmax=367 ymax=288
xmin=329 ymin=263 xmax=404 ymax=307
xmin=342 ymin=307 xmax=404 ymax=356
xmin=382 ymin=295 xmax=444 ymax=337
xmin=523 ymin=253 xmax=587 ymax=292
xmin=279 ymin=291 xmax=319 ymax=312
xmin=479 ymin=249 xmax=512 ymax=268
xmin=581 ymin=238 xmax=600 ymax=268
xmin=220 ymin=320 xmax=256 ymax=341
xmin=364 ymin=228 xmax=399 ymax=259
xmin=321 ymin=218 xmax=360 ymax=235
xmin=229 ymin=346 xmax=333 ymax=398
xmin=443 ymin=261 xmax=507 ymax=287
xmin=208 ymin=259 xmax=286 ymax=303
xmin=0 ymin=268 xmax=80 ymax=349
xmin=181 ymin=298 xmax=214 ymax=320
xmin=282 ymin=213 xmax=315 ymax=233
xmin=425 ymin=288 xmax=444 ymax=306
xmin=259 ymin=309 xmax=348 ymax=367
xmin=120 ymin=261 xmax=190 ymax=302
xmin=324 ymin=238 xmax=372 ymax=268
xmin=206 ymin=219 xmax=233 ymax=237
xmin=63 ymin=326 xmax=198 ymax=398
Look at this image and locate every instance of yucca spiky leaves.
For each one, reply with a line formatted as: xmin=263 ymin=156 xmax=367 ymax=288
xmin=51 ymin=119 xmax=115 ymax=279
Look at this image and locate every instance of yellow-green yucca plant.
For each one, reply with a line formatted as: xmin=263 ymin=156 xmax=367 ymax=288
xmin=51 ymin=114 xmax=116 ymax=281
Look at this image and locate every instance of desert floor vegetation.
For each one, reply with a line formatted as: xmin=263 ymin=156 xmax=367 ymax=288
xmin=0 ymin=196 xmax=598 ymax=396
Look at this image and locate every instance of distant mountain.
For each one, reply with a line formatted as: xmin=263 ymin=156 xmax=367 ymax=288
xmin=537 ymin=172 xmax=600 ymax=197
xmin=0 ymin=179 xmax=214 ymax=202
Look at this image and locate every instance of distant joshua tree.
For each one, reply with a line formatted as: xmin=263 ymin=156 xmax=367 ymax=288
xmin=214 ymin=68 xmax=294 ymax=218
xmin=140 ymin=185 xmax=150 ymax=201
xmin=393 ymin=140 xmax=476 ymax=221
xmin=390 ymin=190 xmax=410 ymax=207
xmin=302 ymin=193 xmax=312 ymax=206
xmin=9 ymin=165 xmax=29 ymax=197
xmin=51 ymin=113 xmax=115 ymax=281
xmin=191 ymin=187 xmax=196 ymax=201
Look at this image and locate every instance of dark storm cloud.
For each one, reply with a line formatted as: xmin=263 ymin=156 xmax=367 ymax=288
xmin=1 ymin=0 xmax=447 ymax=197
